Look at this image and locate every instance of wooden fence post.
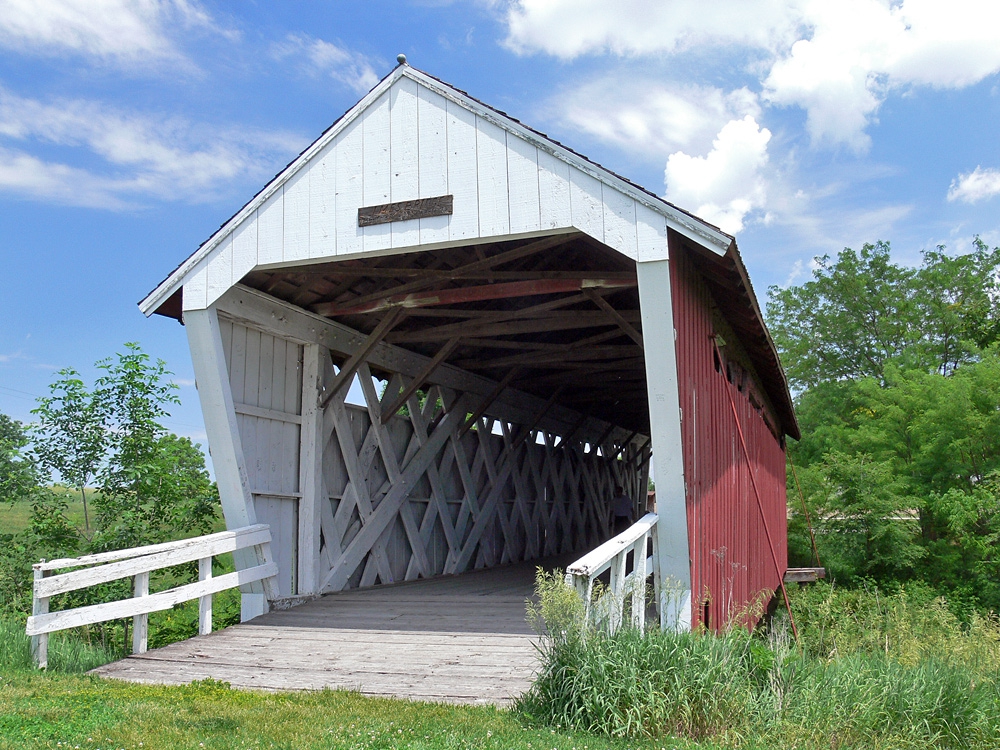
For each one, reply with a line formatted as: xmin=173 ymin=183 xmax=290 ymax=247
xmin=133 ymin=572 xmax=149 ymax=654
xmin=31 ymin=565 xmax=48 ymax=669
xmin=199 ymin=557 xmax=213 ymax=636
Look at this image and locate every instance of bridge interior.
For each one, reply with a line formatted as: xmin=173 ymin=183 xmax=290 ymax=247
xmin=93 ymin=554 xmax=575 ymax=705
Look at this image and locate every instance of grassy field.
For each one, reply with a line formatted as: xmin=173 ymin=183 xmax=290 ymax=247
xmin=0 ymin=488 xmax=89 ymax=536
xmin=0 ymin=670 xmax=680 ymax=750
xmin=0 ymin=490 xmax=228 ymax=538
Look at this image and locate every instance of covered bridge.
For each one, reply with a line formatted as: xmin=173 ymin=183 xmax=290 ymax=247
xmin=139 ymin=62 xmax=798 ymax=639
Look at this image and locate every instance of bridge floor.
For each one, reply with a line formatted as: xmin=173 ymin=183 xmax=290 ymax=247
xmin=92 ymin=556 xmax=569 ymax=705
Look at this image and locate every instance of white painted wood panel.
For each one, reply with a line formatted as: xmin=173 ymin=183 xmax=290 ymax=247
xmin=283 ymin=166 xmax=311 ymax=263
xmin=182 ymin=265 xmax=208 ymax=311
xmin=570 ymin=168 xmax=604 ymax=240
xmin=310 ymin=142 xmax=336 ymax=260
xmin=417 ymin=85 xmax=449 ymax=245
xmin=232 ymin=216 xmax=258 ymax=285
xmin=390 ymin=75 xmax=420 ymax=249
xmin=253 ymin=495 xmax=298 ymax=595
xmin=475 ymin=117 xmax=510 ymax=237
xmin=334 ymin=121 xmax=364 ymax=256
xmin=207 ymin=236 xmax=233 ymax=306
xmin=603 ymin=191 xmax=638 ymax=260
xmin=362 ymin=92 xmax=391 ymax=253
xmin=257 ymin=189 xmax=284 ymax=266
xmin=537 ymin=150 xmax=571 ymax=230
xmin=636 ymin=201 xmax=669 ymax=262
xmin=506 ymin=137 xmax=540 ymax=234
xmin=446 ymin=99 xmax=478 ymax=241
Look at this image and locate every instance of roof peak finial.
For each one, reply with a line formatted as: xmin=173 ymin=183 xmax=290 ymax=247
xmin=397 ymin=53 xmax=407 ymax=66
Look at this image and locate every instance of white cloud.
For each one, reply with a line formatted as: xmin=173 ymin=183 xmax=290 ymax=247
xmin=0 ymin=0 xmax=227 ymax=64
xmin=545 ymin=77 xmax=759 ymax=156
xmin=664 ymin=116 xmax=771 ymax=234
xmin=504 ymin=0 xmax=1000 ymax=150
xmin=271 ymin=34 xmax=380 ymax=94
xmin=504 ymin=0 xmax=800 ymax=59
xmin=0 ymin=88 xmax=301 ymax=208
xmin=947 ymin=167 xmax=1000 ymax=204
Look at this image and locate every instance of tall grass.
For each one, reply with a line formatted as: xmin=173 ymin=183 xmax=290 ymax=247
xmin=0 ymin=616 xmax=118 ymax=673
xmin=519 ymin=570 xmax=1000 ymax=748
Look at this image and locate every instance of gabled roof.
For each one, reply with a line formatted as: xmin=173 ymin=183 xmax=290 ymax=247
xmin=139 ymin=63 xmax=733 ymax=317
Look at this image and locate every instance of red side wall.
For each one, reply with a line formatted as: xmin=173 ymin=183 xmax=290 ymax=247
xmin=669 ymin=243 xmax=788 ymax=632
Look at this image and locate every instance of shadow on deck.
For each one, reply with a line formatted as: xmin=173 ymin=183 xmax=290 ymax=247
xmin=91 ymin=555 xmax=574 ymax=705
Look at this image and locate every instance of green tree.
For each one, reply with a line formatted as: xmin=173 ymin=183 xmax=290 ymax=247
xmin=31 ymin=370 xmax=106 ymax=534
xmin=0 ymin=413 xmax=38 ymax=504
xmin=87 ymin=344 xmax=218 ymax=550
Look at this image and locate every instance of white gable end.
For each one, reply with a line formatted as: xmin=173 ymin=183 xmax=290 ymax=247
xmin=144 ymin=66 xmax=727 ymax=316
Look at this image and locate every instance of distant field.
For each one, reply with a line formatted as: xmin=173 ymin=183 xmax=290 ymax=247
xmin=0 ymin=487 xmax=90 ymax=536
xmin=0 ymin=487 xmax=227 ymax=538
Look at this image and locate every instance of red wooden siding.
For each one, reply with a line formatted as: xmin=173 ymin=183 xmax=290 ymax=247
xmin=669 ymin=241 xmax=788 ymax=632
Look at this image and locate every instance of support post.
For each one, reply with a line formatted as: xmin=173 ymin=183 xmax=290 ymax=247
xmin=297 ymin=344 xmax=325 ymax=595
xmin=198 ymin=557 xmax=213 ymax=636
xmin=132 ymin=571 xmax=149 ymax=654
xmin=31 ymin=565 xmax=48 ymax=669
xmin=184 ymin=306 xmax=269 ymax=621
xmin=636 ymin=256 xmax=692 ymax=631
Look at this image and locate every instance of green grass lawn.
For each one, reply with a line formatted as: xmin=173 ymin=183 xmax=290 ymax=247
xmin=0 ymin=669 xmax=681 ymax=750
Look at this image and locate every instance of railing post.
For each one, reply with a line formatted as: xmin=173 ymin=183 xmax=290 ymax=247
xmin=609 ymin=548 xmax=628 ymax=635
xmin=199 ymin=557 xmax=213 ymax=636
xmin=631 ymin=532 xmax=648 ymax=629
xmin=133 ymin=572 xmax=149 ymax=654
xmin=31 ymin=564 xmax=48 ymax=669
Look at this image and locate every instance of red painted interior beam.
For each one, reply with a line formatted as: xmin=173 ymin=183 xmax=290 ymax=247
xmin=313 ymin=278 xmax=636 ymax=317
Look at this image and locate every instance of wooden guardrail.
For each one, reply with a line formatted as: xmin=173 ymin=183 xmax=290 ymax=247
xmin=565 ymin=512 xmax=659 ymax=633
xmin=27 ymin=524 xmax=278 ymax=669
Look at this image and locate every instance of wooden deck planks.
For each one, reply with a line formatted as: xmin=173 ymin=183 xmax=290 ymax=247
xmin=91 ymin=556 xmax=571 ymax=705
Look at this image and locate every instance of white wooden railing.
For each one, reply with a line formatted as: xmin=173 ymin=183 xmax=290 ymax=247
xmin=27 ymin=524 xmax=278 ymax=669
xmin=565 ymin=512 xmax=659 ymax=633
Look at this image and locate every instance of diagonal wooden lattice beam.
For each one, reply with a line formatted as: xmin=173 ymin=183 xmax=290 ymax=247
xmin=319 ymin=307 xmax=404 ymax=409
xmin=380 ymin=337 xmax=460 ymax=424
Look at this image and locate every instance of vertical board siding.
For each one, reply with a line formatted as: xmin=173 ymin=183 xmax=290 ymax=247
xmin=362 ymin=92 xmax=392 ymax=253
xmin=506 ymin=136 xmax=540 ymax=234
xmin=669 ymin=239 xmax=787 ymax=632
xmin=569 ymin=169 xmax=604 ymax=240
xmin=223 ymin=319 xmax=304 ymax=597
xmin=538 ymin=150 xmax=572 ymax=230
xmin=446 ymin=98 xmax=479 ymax=241
xmin=417 ymin=85 xmax=450 ymax=245
xmin=309 ymin=142 xmax=337 ymax=260
xmin=390 ymin=75 xmax=421 ymax=249
xmin=475 ymin=116 xmax=510 ymax=237
xmin=184 ymin=74 xmax=675 ymax=309
xmin=335 ymin=120 xmax=364 ymax=257
xmin=283 ymin=167 xmax=311 ymax=262
xmin=257 ymin=189 xmax=284 ymax=266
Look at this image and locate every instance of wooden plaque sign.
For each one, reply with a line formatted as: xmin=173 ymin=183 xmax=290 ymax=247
xmin=358 ymin=195 xmax=454 ymax=227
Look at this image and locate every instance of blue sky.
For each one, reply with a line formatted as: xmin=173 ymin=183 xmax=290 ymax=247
xmin=2 ymin=0 xmax=1000 ymax=445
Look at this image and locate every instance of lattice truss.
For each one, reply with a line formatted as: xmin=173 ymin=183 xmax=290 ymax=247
xmin=317 ymin=356 xmax=648 ymax=593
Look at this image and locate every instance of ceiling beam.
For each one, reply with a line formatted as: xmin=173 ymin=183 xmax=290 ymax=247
xmin=314 ymin=233 xmax=575 ymax=314
xmin=584 ymin=288 xmax=644 ymax=347
xmin=313 ymin=277 xmax=637 ymax=317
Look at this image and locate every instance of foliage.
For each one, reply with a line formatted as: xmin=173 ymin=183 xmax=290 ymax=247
xmin=0 ymin=343 xmax=222 ymax=661
xmin=790 ymin=581 xmax=1000 ymax=672
xmin=0 ymin=415 xmax=39 ymax=506
xmin=770 ymin=238 xmax=1000 ymax=608
xmin=521 ymin=574 xmax=1000 ymax=747
xmin=767 ymin=238 xmax=1000 ymax=389
xmin=31 ymin=369 xmax=106 ymax=534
